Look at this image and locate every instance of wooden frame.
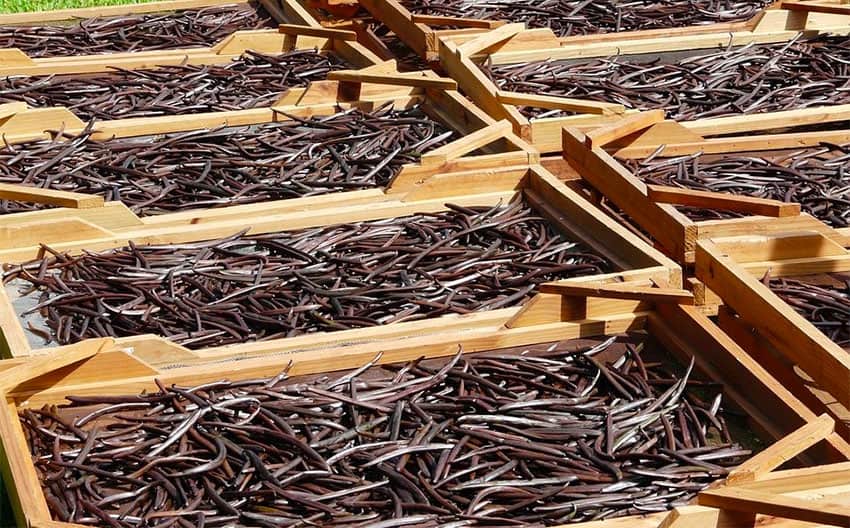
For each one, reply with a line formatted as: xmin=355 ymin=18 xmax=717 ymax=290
xmin=0 ymin=288 xmax=847 ymax=528
xmin=694 ymin=231 xmax=850 ymax=426
xmin=0 ymin=70 xmax=510 ymax=245
xmin=425 ymin=12 xmax=850 ymax=149
xmin=0 ymin=163 xmax=677 ymax=360
xmin=560 ymin=114 xmax=850 ymax=263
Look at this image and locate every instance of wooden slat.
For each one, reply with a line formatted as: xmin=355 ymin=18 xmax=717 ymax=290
xmin=684 ymin=104 xmax=850 ymax=137
xmin=420 ymin=120 xmax=512 ymax=166
xmin=0 ymin=338 xmax=113 ymax=392
xmin=497 ymin=90 xmax=624 ymax=116
xmin=584 ymin=110 xmax=665 ymax=148
xmin=647 ymin=184 xmax=801 ymax=218
xmin=328 ymin=70 xmax=457 ymax=90
xmin=782 ymin=1 xmax=850 ymax=15
xmin=696 ymin=239 xmax=850 ymax=410
xmin=278 ymin=24 xmax=357 ymax=40
xmin=456 ymin=23 xmax=525 ymax=57
xmin=0 ymin=102 xmax=27 ymax=120
xmin=411 ymin=14 xmax=503 ymax=28
xmin=562 ymin=126 xmax=695 ymax=260
xmin=726 ymin=414 xmax=836 ymax=485
xmin=0 ymin=183 xmax=104 ymax=209
xmin=699 ymin=487 xmax=850 ymax=526
xmin=539 ymin=282 xmax=694 ymax=304
xmin=0 ymin=397 xmax=51 ymax=525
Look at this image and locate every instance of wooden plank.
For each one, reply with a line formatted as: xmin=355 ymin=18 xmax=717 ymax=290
xmin=0 ymin=102 xmax=28 ymax=120
xmin=420 ymin=120 xmax=512 ymax=166
xmin=614 ymin=128 xmax=850 ymax=159
xmin=726 ymin=414 xmax=836 ymax=485
xmin=358 ymin=0 xmax=430 ymax=59
xmin=708 ymin=232 xmax=847 ymax=264
xmin=715 ymin=305 xmax=850 ymax=443
xmin=411 ymin=14 xmax=504 ymax=28
xmin=526 ymin=167 xmax=678 ymax=276
xmin=0 ymin=284 xmax=31 ymax=359
xmin=388 ymin=152 xmax=528 ymax=193
xmin=401 ymin=166 xmax=527 ymax=201
xmin=0 ymin=183 xmax=104 ymax=209
xmin=0 ymin=397 xmax=51 ymax=526
xmin=0 ymin=107 xmax=85 ymax=137
xmin=696 ymin=239 xmax=850 ymax=410
xmin=698 ymin=487 xmax=850 ymax=526
xmin=562 ymin=126 xmax=696 ymax=260
xmin=782 ymin=1 xmax=850 ymax=15
xmin=0 ymin=192 xmax=518 ymax=263
xmin=584 ymin=110 xmax=665 ymax=148
xmin=0 ymin=338 xmax=113 ymax=392
xmin=328 ymin=70 xmax=457 ymax=90
xmin=278 ymin=23 xmax=357 ymax=40
xmin=684 ymin=104 xmax=850 ymax=137
xmin=539 ymin=282 xmax=694 ymax=304
xmin=0 ymin=218 xmax=115 ymax=249
xmin=437 ymin=40 xmax=529 ymax=136
xmin=456 ymin=23 xmax=525 ymax=57
xmin=497 ymin=90 xmax=624 ymax=116
xmin=647 ymin=184 xmax=801 ymax=218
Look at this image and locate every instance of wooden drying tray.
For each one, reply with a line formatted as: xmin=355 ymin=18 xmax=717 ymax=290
xmin=0 ymin=163 xmax=676 ymax=360
xmin=693 ymin=230 xmax=850 ymax=434
xmin=0 ymin=286 xmax=848 ymax=528
xmin=0 ymin=19 xmax=383 ymax=76
xmin=0 ymin=76 xmax=529 ymax=249
xmin=429 ymin=13 xmax=850 ymax=146
xmin=560 ymin=109 xmax=850 ymax=263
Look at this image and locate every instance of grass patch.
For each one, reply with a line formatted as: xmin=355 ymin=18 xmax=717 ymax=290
xmin=1 ymin=0 xmax=161 ymax=14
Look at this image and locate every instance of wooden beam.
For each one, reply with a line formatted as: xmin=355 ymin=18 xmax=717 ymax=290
xmin=584 ymin=110 xmax=666 ymax=148
xmin=726 ymin=414 xmax=836 ymax=485
xmin=0 ymin=183 xmax=104 ymax=209
xmin=328 ymin=70 xmax=457 ymax=90
xmin=647 ymin=184 xmax=801 ymax=218
xmin=562 ymin=126 xmax=695 ymax=260
xmin=456 ymin=23 xmax=525 ymax=57
xmin=699 ymin=487 xmax=850 ymax=526
xmin=696 ymin=239 xmax=850 ymax=410
xmin=0 ymin=102 xmax=27 ymax=120
xmin=497 ymin=90 xmax=624 ymax=116
xmin=539 ymin=282 xmax=694 ymax=304
xmin=419 ymin=120 xmax=512 ymax=166
xmin=411 ymin=14 xmax=504 ymax=28
xmin=782 ymin=1 xmax=850 ymax=15
xmin=0 ymin=338 xmax=113 ymax=392
xmin=684 ymin=104 xmax=850 ymax=137
xmin=278 ymin=24 xmax=357 ymax=41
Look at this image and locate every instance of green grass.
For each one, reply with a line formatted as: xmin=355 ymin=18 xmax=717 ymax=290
xmin=1 ymin=0 xmax=161 ymax=14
